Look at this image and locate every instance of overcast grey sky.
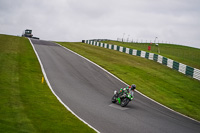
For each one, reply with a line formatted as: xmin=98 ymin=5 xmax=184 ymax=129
xmin=0 ymin=0 xmax=200 ymax=48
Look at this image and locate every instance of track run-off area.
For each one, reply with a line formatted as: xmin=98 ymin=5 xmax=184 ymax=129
xmin=30 ymin=39 xmax=200 ymax=133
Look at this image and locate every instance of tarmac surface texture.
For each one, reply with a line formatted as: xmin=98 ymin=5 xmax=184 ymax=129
xmin=31 ymin=39 xmax=200 ymax=133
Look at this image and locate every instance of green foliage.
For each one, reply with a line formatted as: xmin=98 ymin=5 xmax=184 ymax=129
xmin=102 ymin=41 xmax=200 ymax=69
xmin=0 ymin=34 xmax=95 ymax=133
xmin=58 ymin=42 xmax=200 ymax=121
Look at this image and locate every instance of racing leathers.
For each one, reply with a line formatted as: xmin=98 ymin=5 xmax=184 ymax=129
xmin=117 ymin=86 xmax=134 ymax=102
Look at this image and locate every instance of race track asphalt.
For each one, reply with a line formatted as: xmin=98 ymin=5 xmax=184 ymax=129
xmin=30 ymin=39 xmax=200 ymax=133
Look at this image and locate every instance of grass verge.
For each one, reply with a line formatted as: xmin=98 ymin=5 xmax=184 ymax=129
xmin=0 ymin=34 xmax=95 ymax=133
xmin=58 ymin=42 xmax=200 ymax=121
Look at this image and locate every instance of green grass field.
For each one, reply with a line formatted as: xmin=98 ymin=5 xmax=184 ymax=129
xmin=58 ymin=42 xmax=200 ymax=121
xmin=101 ymin=41 xmax=200 ymax=69
xmin=1 ymin=34 xmax=199 ymax=133
xmin=0 ymin=34 xmax=95 ymax=133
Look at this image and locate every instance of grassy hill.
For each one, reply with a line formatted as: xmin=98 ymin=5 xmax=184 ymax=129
xmin=101 ymin=41 xmax=200 ymax=69
xmin=0 ymin=34 xmax=95 ymax=133
xmin=58 ymin=41 xmax=200 ymax=121
xmin=1 ymin=33 xmax=199 ymax=133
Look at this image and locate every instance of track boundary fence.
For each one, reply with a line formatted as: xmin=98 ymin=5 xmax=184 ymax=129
xmin=83 ymin=40 xmax=200 ymax=81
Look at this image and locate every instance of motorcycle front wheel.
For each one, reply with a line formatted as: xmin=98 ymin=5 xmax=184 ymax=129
xmin=121 ymin=98 xmax=130 ymax=107
xmin=111 ymin=95 xmax=117 ymax=103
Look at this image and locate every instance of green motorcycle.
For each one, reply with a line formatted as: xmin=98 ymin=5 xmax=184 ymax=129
xmin=111 ymin=90 xmax=132 ymax=107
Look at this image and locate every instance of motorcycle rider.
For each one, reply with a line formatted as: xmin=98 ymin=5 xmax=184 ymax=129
xmin=117 ymin=84 xmax=136 ymax=101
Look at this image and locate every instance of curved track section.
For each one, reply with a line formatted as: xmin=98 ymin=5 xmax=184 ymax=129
xmin=30 ymin=39 xmax=200 ymax=133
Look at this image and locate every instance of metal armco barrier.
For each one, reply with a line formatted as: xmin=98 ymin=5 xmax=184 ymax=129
xmin=83 ymin=40 xmax=200 ymax=81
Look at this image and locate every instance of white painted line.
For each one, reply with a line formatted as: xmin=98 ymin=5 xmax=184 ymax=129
xmin=109 ymin=104 xmax=129 ymax=110
xmin=60 ymin=41 xmax=200 ymax=123
xmin=31 ymin=39 xmax=199 ymax=129
xmin=28 ymin=39 xmax=100 ymax=133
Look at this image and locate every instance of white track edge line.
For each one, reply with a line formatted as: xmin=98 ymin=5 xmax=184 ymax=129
xmin=56 ymin=42 xmax=200 ymax=124
xmin=28 ymin=39 xmax=100 ymax=133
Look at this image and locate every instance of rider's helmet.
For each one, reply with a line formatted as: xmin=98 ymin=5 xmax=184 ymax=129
xmin=130 ymin=84 xmax=136 ymax=90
